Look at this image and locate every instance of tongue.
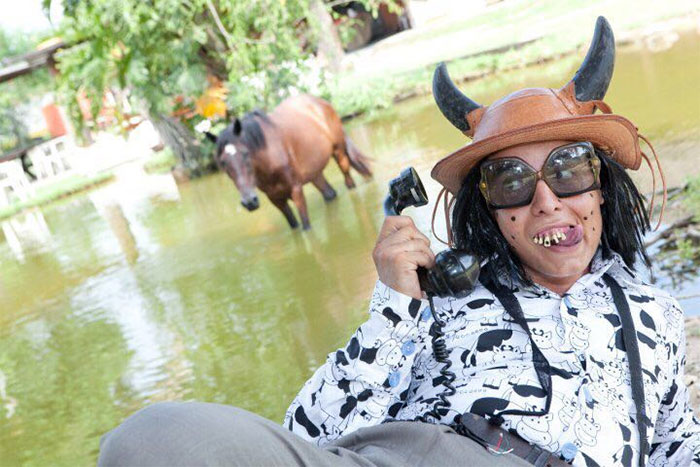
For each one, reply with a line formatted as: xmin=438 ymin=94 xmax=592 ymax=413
xmin=558 ymin=225 xmax=583 ymax=247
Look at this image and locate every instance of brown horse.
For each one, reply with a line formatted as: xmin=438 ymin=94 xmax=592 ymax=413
xmin=207 ymin=95 xmax=372 ymax=230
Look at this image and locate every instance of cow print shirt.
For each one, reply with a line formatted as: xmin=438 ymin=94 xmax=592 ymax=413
xmin=284 ymin=251 xmax=700 ymax=466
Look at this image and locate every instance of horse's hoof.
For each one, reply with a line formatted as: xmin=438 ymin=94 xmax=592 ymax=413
xmin=302 ymin=224 xmax=312 ymax=231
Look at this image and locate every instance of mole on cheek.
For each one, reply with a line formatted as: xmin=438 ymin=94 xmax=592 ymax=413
xmin=584 ymin=216 xmax=588 ymax=220
xmin=511 ymin=216 xmax=516 ymax=222
xmin=511 ymin=235 xmax=515 ymax=240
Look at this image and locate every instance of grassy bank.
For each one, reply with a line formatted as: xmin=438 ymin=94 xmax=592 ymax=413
xmin=143 ymin=148 xmax=178 ymax=175
xmin=328 ymin=0 xmax=699 ymax=119
xmin=0 ymin=172 xmax=114 ymax=220
xmin=329 ymin=35 xmax=582 ymax=118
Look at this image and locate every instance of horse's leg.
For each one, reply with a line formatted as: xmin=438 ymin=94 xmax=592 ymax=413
xmin=332 ymin=145 xmax=357 ymax=189
xmin=312 ymin=174 xmax=337 ymax=202
xmin=270 ymin=197 xmax=299 ymax=229
xmin=290 ymin=185 xmax=311 ymax=230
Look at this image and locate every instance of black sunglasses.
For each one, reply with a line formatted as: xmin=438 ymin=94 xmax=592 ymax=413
xmin=479 ymin=142 xmax=601 ymax=209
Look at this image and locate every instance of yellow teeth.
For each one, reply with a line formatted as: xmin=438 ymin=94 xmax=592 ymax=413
xmin=532 ymin=229 xmax=567 ymax=247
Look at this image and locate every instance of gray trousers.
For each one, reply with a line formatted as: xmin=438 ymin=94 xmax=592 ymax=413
xmin=98 ymin=402 xmax=531 ymax=466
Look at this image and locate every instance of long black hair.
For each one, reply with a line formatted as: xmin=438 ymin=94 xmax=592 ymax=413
xmin=451 ymin=149 xmax=651 ymax=286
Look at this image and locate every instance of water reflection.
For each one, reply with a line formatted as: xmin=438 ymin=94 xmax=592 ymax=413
xmin=0 ymin=211 xmax=52 ymax=262
xmin=0 ymin=29 xmax=699 ymax=465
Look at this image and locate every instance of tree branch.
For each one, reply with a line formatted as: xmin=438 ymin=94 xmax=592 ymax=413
xmin=204 ymin=0 xmax=274 ymax=46
xmin=204 ymin=0 xmax=234 ymax=50
xmin=645 ymin=215 xmax=697 ymax=248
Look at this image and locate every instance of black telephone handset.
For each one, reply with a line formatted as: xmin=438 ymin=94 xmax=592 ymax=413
xmin=384 ymin=167 xmax=480 ymax=298
xmin=383 ymin=167 xmax=481 ymax=424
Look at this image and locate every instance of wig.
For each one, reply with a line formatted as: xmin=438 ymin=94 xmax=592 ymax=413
xmin=451 ymin=149 xmax=651 ymax=286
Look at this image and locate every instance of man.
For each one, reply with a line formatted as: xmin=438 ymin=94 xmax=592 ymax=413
xmin=98 ymin=17 xmax=699 ymax=466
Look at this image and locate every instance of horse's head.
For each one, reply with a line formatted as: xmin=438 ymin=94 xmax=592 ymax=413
xmin=208 ymin=116 xmax=263 ymax=211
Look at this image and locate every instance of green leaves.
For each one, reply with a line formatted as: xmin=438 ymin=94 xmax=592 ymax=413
xmin=33 ymin=0 xmax=398 ymax=168
xmin=0 ymin=28 xmax=52 ymax=149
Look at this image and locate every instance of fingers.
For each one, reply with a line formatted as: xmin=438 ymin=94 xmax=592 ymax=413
xmin=380 ymin=241 xmax=435 ymax=269
xmin=398 ymin=250 xmax=436 ymax=270
xmin=377 ymin=216 xmax=421 ymax=242
xmin=373 ymin=216 xmax=435 ymax=299
xmin=377 ymin=216 xmax=431 ymax=247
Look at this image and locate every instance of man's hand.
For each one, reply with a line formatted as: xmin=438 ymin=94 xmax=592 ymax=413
xmin=372 ymin=216 xmax=435 ymax=300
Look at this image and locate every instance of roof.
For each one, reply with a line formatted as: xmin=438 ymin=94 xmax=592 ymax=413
xmin=0 ymin=39 xmax=68 ymax=83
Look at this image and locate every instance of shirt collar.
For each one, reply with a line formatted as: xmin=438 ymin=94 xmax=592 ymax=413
xmin=517 ymin=248 xmax=623 ymax=297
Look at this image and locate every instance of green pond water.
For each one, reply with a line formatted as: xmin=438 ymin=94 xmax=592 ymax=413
xmin=1 ymin=30 xmax=699 ymax=465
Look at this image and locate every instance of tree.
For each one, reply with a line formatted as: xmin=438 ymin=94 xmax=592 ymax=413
xmin=45 ymin=0 xmax=398 ymax=176
xmin=0 ymin=29 xmax=51 ymax=152
xmin=310 ymin=0 xmax=344 ymax=72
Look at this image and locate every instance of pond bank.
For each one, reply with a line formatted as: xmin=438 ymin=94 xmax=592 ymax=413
xmin=685 ymin=318 xmax=700 ymax=407
xmin=0 ymin=172 xmax=114 ymax=221
xmin=332 ymin=1 xmax=700 ymax=119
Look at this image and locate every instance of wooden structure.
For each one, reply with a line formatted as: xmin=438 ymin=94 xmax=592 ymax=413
xmin=0 ymin=38 xmax=67 ymax=84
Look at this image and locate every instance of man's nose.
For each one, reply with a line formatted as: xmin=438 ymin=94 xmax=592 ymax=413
xmin=529 ymin=180 xmax=561 ymax=215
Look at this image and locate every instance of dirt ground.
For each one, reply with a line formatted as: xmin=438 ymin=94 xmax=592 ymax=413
xmin=341 ymin=0 xmax=700 ymax=80
xmin=685 ymin=318 xmax=700 ymax=409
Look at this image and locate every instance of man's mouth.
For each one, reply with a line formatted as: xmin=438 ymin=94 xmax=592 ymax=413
xmin=532 ymin=225 xmax=583 ymax=248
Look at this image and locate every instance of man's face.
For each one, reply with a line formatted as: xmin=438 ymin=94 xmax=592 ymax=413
xmin=486 ymin=140 xmax=603 ymax=288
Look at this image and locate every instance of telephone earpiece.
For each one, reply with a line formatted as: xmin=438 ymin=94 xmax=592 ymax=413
xmin=384 ymin=167 xmax=480 ymax=298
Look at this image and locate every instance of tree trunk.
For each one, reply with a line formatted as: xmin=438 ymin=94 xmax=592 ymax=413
xmin=309 ymin=0 xmax=344 ymax=73
xmin=149 ymin=113 xmax=211 ymax=178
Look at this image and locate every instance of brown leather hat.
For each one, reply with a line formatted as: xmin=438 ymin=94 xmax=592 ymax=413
xmin=431 ymin=17 xmax=643 ymax=195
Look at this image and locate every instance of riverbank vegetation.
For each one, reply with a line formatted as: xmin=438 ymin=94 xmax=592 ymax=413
xmin=328 ymin=35 xmax=584 ymax=119
xmin=3 ymin=0 xmax=697 ymax=215
xmin=0 ymin=172 xmax=114 ymax=220
xmin=645 ymin=177 xmax=700 ymax=286
xmin=39 ymin=0 xmax=698 ymax=175
xmin=143 ymin=148 xmax=178 ymax=175
xmin=328 ymin=0 xmax=698 ymax=118
xmin=45 ymin=0 xmax=400 ymax=177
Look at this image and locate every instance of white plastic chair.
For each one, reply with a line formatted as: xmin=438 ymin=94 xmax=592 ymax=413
xmin=0 ymin=159 xmax=34 ymax=207
xmin=27 ymin=136 xmax=75 ymax=180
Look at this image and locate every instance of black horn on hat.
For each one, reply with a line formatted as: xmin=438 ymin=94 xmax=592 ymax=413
xmin=432 ymin=62 xmax=481 ymax=133
xmin=570 ymin=16 xmax=616 ymax=101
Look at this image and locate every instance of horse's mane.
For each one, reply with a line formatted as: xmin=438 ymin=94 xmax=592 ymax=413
xmin=240 ymin=109 xmax=272 ymax=153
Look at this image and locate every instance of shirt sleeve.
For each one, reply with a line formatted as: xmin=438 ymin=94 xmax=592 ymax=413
xmin=649 ymin=299 xmax=700 ymax=465
xmin=283 ymin=280 xmax=431 ymax=446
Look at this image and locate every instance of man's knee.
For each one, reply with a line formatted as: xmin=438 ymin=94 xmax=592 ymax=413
xmin=99 ymin=402 xmax=182 ymax=466
xmin=98 ymin=401 xmax=266 ymax=466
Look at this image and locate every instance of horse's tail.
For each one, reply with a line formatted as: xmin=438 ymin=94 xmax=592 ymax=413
xmin=345 ymin=136 xmax=373 ymax=178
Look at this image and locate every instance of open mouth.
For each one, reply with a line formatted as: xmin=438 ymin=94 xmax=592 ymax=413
xmin=532 ymin=225 xmax=583 ymax=248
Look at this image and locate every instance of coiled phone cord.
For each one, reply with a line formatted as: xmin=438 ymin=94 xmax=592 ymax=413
xmin=415 ymin=294 xmax=458 ymax=424
xmin=415 ymin=272 xmax=554 ymax=431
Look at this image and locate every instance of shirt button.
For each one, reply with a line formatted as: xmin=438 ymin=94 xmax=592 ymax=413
xmin=402 ymin=340 xmax=415 ymax=356
xmin=561 ymin=442 xmax=578 ymax=462
xmin=388 ymin=371 xmax=400 ymax=387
